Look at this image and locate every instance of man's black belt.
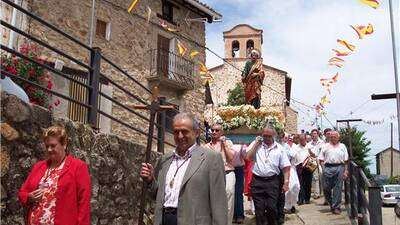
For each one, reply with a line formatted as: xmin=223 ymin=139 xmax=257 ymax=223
xmin=325 ymin=163 xmax=344 ymax=167
xmin=253 ymin=174 xmax=278 ymax=180
xmin=225 ymin=170 xmax=234 ymax=174
xmin=163 ymin=207 xmax=177 ymax=214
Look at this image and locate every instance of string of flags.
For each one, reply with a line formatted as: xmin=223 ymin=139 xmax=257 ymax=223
xmin=126 ymin=0 xmax=213 ymax=86
xmin=314 ymin=0 xmax=380 ymax=115
xmin=363 ymin=114 xmax=397 ymax=125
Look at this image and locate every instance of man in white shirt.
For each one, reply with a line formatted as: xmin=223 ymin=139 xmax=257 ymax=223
xmin=318 ymin=131 xmax=349 ymax=215
xmin=246 ymin=127 xmax=290 ymax=225
xmin=140 ymin=113 xmax=228 ymax=225
xmin=205 ymin=123 xmax=236 ymax=225
xmin=293 ymin=134 xmax=313 ymax=205
xmin=306 ymin=129 xmax=324 ymax=199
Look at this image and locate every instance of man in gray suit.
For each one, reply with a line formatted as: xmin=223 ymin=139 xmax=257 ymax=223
xmin=140 ymin=112 xmax=228 ymax=225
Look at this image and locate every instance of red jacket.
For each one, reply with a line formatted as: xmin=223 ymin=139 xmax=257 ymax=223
xmin=18 ymin=155 xmax=91 ymax=225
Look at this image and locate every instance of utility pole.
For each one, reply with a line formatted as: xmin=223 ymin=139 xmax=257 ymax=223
xmin=391 ymin=122 xmax=394 ymax=177
xmin=336 ymin=118 xmax=362 ymax=219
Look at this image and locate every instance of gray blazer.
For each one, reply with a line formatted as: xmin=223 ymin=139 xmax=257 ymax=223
xmin=150 ymin=145 xmax=228 ymax=225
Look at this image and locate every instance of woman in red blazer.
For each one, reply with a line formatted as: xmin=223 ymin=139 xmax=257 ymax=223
xmin=18 ymin=125 xmax=91 ymax=225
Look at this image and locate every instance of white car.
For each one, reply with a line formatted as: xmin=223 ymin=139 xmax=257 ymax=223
xmin=381 ymin=184 xmax=400 ymax=205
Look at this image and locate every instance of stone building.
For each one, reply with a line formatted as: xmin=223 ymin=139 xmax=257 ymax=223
xmin=1 ymin=0 xmax=221 ymax=148
xmin=209 ymin=24 xmax=298 ymax=133
xmin=376 ymin=147 xmax=400 ymax=177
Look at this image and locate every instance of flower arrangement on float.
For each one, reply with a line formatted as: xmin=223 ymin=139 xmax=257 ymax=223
xmin=205 ymin=105 xmax=285 ymax=131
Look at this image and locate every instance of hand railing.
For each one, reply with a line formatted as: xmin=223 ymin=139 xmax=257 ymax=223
xmin=344 ymin=161 xmax=382 ymax=225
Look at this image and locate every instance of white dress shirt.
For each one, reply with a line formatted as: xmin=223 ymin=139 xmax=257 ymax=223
xmin=163 ymin=144 xmax=196 ymax=208
xmin=306 ymin=139 xmax=324 ymax=157
xmin=248 ymin=141 xmax=291 ymax=177
xmin=318 ymin=143 xmax=349 ymax=164
xmin=292 ymin=144 xmax=310 ymax=166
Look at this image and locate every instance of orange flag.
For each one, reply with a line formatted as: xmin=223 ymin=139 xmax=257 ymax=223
xmin=332 ymin=49 xmax=350 ymax=57
xmin=199 ymin=62 xmax=208 ymax=74
xmin=190 ymin=50 xmax=199 ymax=58
xmin=329 ymin=62 xmax=343 ymax=68
xmin=365 ymin=23 xmax=374 ymax=35
xmin=177 ymin=40 xmax=187 ymax=56
xmin=351 ymin=23 xmax=374 ymax=39
xmin=328 ymin=57 xmax=345 ymax=63
xmin=351 ymin=25 xmax=367 ymax=39
xmin=359 ymin=0 xmax=380 ymax=9
xmin=337 ymin=39 xmax=356 ymax=52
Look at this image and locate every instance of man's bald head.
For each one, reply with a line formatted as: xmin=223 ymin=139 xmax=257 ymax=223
xmin=299 ymin=134 xmax=307 ymax=146
xmin=262 ymin=127 xmax=276 ymax=146
xmin=330 ymin=131 xmax=340 ymax=144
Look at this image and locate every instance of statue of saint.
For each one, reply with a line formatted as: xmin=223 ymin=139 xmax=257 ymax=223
xmin=241 ymin=49 xmax=265 ymax=109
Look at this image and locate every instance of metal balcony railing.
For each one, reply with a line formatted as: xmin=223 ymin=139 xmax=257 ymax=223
xmin=148 ymin=48 xmax=195 ymax=90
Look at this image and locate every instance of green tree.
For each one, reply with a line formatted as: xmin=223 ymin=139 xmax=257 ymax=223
xmin=339 ymin=127 xmax=372 ymax=177
xmin=227 ymin=82 xmax=246 ymax=106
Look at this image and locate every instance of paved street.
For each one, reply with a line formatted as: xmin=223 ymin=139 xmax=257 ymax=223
xmin=383 ymin=205 xmax=400 ymax=225
xmin=235 ymin=198 xmax=351 ymax=225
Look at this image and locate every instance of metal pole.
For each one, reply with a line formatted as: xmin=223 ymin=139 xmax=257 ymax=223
xmin=8 ymin=0 xmax=21 ymax=49
xmin=88 ymin=0 xmax=96 ymax=47
xmin=389 ymin=0 xmax=400 ymax=151
xmin=88 ymin=47 xmax=101 ymax=128
xmin=347 ymin=121 xmax=357 ymax=218
xmin=391 ymin=122 xmax=394 ymax=177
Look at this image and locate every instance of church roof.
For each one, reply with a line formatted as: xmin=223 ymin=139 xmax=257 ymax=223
xmin=376 ymin=147 xmax=400 ymax=156
xmin=223 ymin=24 xmax=263 ymax=34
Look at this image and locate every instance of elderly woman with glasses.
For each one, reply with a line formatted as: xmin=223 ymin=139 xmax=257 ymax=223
xmin=18 ymin=125 xmax=91 ymax=225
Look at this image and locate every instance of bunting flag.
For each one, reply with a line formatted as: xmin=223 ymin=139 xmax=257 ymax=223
xmin=331 ymin=72 xmax=339 ymax=82
xmin=167 ymin=27 xmax=178 ymax=32
xmin=328 ymin=57 xmax=345 ymax=63
xmin=160 ymin=20 xmax=167 ymax=29
xmin=320 ymin=95 xmax=330 ymax=105
xmin=190 ymin=50 xmax=199 ymax=58
xmin=329 ymin=62 xmax=344 ymax=68
xmin=351 ymin=23 xmax=374 ymax=39
xmin=177 ymin=40 xmax=187 ymax=56
xmin=359 ymin=0 xmax=380 ymax=9
xmin=332 ymin=49 xmax=350 ymax=57
xmin=337 ymin=39 xmax=356 ymax=51
xmin=127 ymin=0 xmax=139 ymax=13
xmin=199 ymin=62 xmax=208 ymax=74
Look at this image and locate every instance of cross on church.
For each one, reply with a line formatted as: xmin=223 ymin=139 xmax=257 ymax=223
xmin=135 ymin=86 xmax=176 ymax=225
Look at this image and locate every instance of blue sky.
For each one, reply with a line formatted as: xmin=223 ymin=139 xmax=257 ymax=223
xmin=202 ymin=0 xmax=400 ymax=173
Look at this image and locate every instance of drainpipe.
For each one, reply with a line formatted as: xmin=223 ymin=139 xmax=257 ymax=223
xmin=8 ymin=0 xmax=21 ymax=49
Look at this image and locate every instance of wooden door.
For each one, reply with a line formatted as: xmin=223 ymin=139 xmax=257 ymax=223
xmin=157 ymin=35 xmax=170 ymax=77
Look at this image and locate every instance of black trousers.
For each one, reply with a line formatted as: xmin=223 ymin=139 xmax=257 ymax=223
xmin=297 ymin=165 xmax=313 ymax=203
xmin=277 ymin=172 xmax=285 ymax=224
xmin=250 ymin=175 xmax=280 ymax=225
xmin=162 ymin=210 xmax=177 ymax=225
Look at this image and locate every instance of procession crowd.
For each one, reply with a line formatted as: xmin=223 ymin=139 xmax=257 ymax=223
xmin=16 ymin=112 xmax=349 ymax=225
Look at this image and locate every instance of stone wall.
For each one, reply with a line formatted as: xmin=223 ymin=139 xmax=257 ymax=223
xmin=1 ymin=0 xmax=208 ymax=148
xmin=285 ymin=106 xmax=298 ymax=134
xmin=0 ymin=92 xmax=160 ymax=225
xmin=377 ymin=149 xmax=400 ymax=177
